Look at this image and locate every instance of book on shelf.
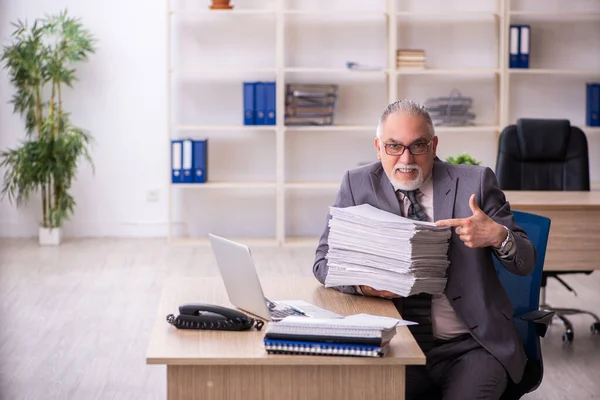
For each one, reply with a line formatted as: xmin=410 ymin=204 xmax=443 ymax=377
xmin=509 ymin=25 xmax=530 ymax=69
xmin=587 ymin=83 xmax=600 ymax=127
xmin=171 ymin=138 xmax=208 ymax=184
xmin=243 ymin=81 xmax=276 ymax=126
xmin=396 ymin=49 xmax=426 ymax=70
xmin=263 ymin=314 xmax=401 ymax=358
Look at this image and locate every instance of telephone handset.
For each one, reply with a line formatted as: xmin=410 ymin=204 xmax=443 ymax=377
xmin=166 ymin=303 xmax=264 ymax=331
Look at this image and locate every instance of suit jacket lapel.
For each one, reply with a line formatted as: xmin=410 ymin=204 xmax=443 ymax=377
xmin=433 ymin=159 xmax=457 ymax=221
xmin=370 ymin=164 xmax=401 ymax=216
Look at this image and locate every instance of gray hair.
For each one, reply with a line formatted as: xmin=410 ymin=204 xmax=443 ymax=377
xmin=376 ymin=99 xmax=435 ymax=139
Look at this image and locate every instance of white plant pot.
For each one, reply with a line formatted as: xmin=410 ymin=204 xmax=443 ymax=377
xmin=39 ymin=227 xmax=62 ymax=246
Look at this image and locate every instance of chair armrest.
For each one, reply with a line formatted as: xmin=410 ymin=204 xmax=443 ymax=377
xmin=520 ymin=310 xmax=556 ymax=338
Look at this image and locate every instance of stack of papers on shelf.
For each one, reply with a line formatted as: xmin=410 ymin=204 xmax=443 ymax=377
xmin=264 ymin=314 xmax=402 ymax=358
xmin=324 ymin=204 xmax=452 ymax=297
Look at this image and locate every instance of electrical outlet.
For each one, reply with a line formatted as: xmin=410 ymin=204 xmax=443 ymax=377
xmin=146 ymin=190 xmax=159 ymax=203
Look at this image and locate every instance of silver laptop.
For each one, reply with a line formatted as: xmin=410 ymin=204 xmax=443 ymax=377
xmin=208 ymin=233 xmax=342 ymax=321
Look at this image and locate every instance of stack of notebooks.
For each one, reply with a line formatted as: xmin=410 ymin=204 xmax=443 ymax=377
xmin=264 ymin=315 xmax=398 ymax=358
xmin=325 ymin=204 xmax=452 ymax=297
xmin=396 ymin=49 xmax=426 ymax=70
xmin=285 ymin=84 xmax=338 ymax=126
xmin=424 ymin=89 xmax=476 ymax=127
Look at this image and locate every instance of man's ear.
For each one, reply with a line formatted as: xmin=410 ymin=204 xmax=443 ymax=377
xmin=432 ymin=136 xmax=439 ymax=157
xmin=374 ymin=137 xmax=382 ymax=160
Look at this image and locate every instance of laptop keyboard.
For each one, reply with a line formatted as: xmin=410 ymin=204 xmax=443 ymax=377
xmin=270 ymin=307 xmax=304 ymax=319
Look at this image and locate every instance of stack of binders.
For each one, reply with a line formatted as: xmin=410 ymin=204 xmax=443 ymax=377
xmin=587 ymin=83 xmax=600 ymax=127
xmin=264 ymin=315 xmax=398 ymax=358
xmin=284 ymin=84 xmax=338 ymax=126
xmin=243 ymin=81 xmax=276 ymax=125
xmin=509 ymin=24 xmax=530 ymax=68
xmin=171 ymin=139 xmax=208 ymax=184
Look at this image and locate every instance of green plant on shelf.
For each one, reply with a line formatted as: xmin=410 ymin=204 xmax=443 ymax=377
xmin=445 ymin=153 xmax=481 ymax=166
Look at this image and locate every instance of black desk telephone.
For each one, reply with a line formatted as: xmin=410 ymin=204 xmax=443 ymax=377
xmin=166 ymin=303 xmax=264 ymax=331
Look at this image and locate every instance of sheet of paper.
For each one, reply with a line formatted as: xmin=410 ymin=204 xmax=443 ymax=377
xmin=344 ymin=313 xmax=418 ymax=326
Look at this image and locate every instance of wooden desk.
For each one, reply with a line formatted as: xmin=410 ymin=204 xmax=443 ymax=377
xmin=146 ymin=277 xmax=425 ymax=400
xmin=504 ymin=191 xmax=600 ymax=271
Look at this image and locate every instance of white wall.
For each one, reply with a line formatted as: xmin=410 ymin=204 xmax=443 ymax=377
xmin=1 ymin=0 xmax=599 ymax=239
xmin=0 ymin=0 xmax=169 ymax=237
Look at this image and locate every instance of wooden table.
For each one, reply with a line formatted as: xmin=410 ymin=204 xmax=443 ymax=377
xmin=504 ymin=191 xmax=600 ymax=271
xmin=146 ymin=277 xmax=425 ymax=400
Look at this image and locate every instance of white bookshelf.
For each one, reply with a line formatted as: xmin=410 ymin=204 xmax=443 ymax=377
xmin=167 ymin=0 xmax=600 ymax=245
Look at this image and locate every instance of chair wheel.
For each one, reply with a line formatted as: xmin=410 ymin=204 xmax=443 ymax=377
xmin=562 ymin=330 xmax=574 ymax=343
xmin=591 ymin=322 xmax=600 ymax=335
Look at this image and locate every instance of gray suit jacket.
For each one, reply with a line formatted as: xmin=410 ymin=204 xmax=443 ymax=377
xmin=313 ymin=158 xmax=536 ymax=383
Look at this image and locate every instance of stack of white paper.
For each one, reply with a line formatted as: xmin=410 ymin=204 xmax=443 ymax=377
xmin=325 ymin=204 xmax=452 ymax=297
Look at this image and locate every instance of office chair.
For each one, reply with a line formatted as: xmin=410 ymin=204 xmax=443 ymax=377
xmin=495 ymin=118 xmax=600 ymax=343
xmin=495 ymin=211 xmax=555 ymax=399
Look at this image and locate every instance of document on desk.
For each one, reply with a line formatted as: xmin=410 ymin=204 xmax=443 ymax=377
xmin=344 ymin=313 xmax=418 ymax=327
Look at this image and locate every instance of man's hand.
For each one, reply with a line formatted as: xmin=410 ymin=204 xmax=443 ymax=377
xmin=360 ymin=286 xmax=401 ymax=299
xmin=435 ymin=193 xmax=507 ymax=249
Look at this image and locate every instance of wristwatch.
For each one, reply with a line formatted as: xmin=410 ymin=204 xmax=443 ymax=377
xmin=495 ymin=225 xmax=514 ymax=255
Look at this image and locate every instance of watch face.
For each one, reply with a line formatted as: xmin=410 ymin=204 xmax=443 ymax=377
xmin=504 ymin=240 xmax=514 ymax=253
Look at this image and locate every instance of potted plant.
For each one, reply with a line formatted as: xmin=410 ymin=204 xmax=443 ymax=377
xmin=210 ymin=0 xmax=234 ymax=10
xmin=445 ymin=153 xmax=482 ymax=166
xmin=0 ymin=10 xmax=96 ymax=245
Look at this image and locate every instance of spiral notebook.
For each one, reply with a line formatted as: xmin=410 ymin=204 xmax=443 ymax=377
xmin=264 ymin=338 xmax=388 ymax=357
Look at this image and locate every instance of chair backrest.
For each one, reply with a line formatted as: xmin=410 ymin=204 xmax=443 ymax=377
xmin=495 ymin=118 xmax=590 ymax=191
xmin=494 ymin=211 xmax=551 ymax=361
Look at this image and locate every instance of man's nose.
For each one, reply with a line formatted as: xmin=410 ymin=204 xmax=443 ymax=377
xmin=399 ymin=148 xmax=414 ymax=163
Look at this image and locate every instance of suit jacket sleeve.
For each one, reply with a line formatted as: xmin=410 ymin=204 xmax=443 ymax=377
xmin=480 ymin=167 xmax=537 ymax=276
xmin=313 ymin=170 xmax=358 ymax=294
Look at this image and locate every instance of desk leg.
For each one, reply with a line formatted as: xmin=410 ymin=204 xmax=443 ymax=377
xmin=167 ymin=364 xmax=405 ymax=400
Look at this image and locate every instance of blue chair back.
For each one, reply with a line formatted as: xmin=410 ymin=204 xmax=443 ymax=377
xmin=494 ymin=210 xmax=551 ymax=361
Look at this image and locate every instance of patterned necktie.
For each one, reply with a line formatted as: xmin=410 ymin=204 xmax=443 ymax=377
xmin=397 ymin=189 xmax=428 ymax=221
xmin=392 ymin=188 xmax=434 ymax=352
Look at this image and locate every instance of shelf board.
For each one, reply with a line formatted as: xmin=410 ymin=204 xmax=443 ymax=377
xmin=285 ymin=182 xmax=340 ymax=190
xmin=285 ymin=125 xmax=375 ymax=132
xmin=284 ymin=10 xmax=387 ymax=16
xmin=434 ymin=126 xmax=500 ymax=133
xmin=172 ymin=182 xmax=277 ymax=189
xmin=170 ymin=67 xmax=276 ymax=75
xmin=284 ymin=67 xmax=388 ymax=75
xmin=172 ymin=125 xmax=276 ymax=132
xmin=169 ymin=9 xmax=276 ymax=16
xmin=396 ymin=12 xmax=499 ymax=20
xmin=509 ymin=11 xmax=600 ymax=20
xmin=509 ymin=69 xmax=600 ymax=76
xmin=396 ymin=68 xmax=499 ymax=76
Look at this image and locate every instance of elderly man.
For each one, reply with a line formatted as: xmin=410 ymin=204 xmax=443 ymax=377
xmin=313 ymin=99 xmax=536 ymax=400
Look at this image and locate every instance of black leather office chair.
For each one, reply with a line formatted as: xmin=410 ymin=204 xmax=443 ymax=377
xmin=495 ymin=118 xmax=600 ymax=343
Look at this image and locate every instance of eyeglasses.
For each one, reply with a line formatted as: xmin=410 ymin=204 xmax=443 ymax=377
xmin=382 ymin=140 xmax=433 ymax=156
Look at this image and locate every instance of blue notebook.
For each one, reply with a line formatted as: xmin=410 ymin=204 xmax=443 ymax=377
xmin=264 ymin=338 xmax=388 ymax=357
